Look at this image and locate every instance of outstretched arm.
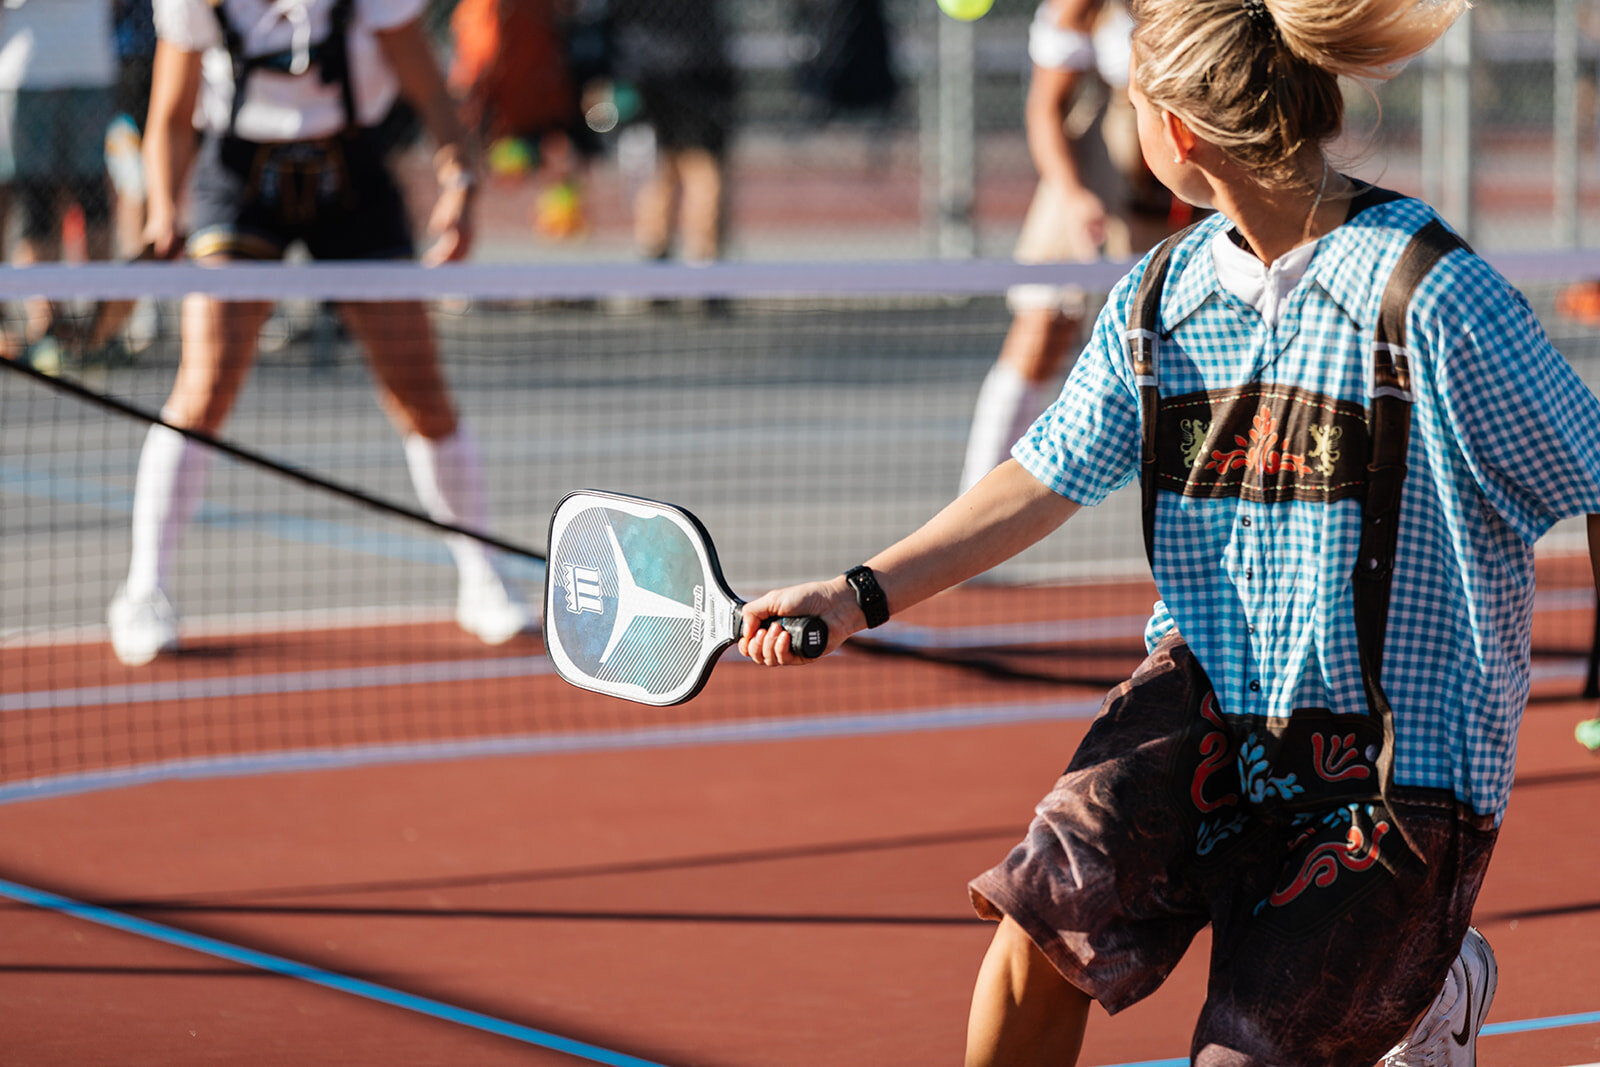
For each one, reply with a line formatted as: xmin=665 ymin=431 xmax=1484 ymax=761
xmin=375 ymin=18 xmax=478 ymax=264
xmin=738 ymin=461 xmax=1081 ymax=665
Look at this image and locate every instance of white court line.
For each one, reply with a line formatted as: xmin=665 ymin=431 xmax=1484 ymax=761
xmin=2 ymin=620 xmax=1592 ymax=715
xmin=0 ymin=697 xmax=1095 ymax=805
xmin=0 ymin=657 xmax=551 ymax=714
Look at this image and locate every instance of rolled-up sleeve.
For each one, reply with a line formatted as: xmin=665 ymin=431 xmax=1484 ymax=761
xmin=153 ymin=0 xmax=220 ymax=50
xmin=1011 ymin=273 xmax=1143 ymax=506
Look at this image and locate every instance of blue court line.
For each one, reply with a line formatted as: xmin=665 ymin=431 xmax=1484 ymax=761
xmin=0 ymin=697 xmax=1098 ymax=806
xmin=1483 ymin=1009 xmax=1600 ymax=1036
xmin=3 ymin=866 xmax=1594 ymax=1067
xmin=0 ymin=876 xmax=670 ymax=1067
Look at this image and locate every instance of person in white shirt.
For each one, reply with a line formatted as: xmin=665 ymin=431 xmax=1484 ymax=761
xmin=0 ymin=0 xmax=118 ymax=352
xmin=107 ymin=0 xmax=534 ymax=666
xmin=958 ymin=0 xmax=1194 ymax=495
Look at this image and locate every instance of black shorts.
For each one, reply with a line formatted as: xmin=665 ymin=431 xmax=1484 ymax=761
xmin=186 ymin=129 xmax=414 ymax=262
xmin=115 ymin=54 xmax=156 ymax=132
xmin=636 ymin=70 xmax=734 ymax=156
xmin=969 ymin=634 xmax=1498 ymax=1066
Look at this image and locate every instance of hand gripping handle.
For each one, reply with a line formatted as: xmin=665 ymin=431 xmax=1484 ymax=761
xmin=749 ymin=614 xmax=829 ymax=659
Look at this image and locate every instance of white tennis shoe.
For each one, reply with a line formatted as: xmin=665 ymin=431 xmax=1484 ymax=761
xmin=107 ymin=584 xmax=180 ymax=666
xmin=456 ymin=569 xmax=534 ymax=645
xmin=1382 ymin=926 xmax=1497 ymax=1066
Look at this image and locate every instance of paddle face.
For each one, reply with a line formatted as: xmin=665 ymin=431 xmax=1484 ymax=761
xmin=544 ymin=491 xmax=741 ymax=706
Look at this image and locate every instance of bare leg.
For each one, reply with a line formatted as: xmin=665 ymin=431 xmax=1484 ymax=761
xmin=111 ymin=284 xmax=272 ymax=664
xmin=633 ymin=150 xmax=681 ymax=259
xmin=115 ymin=186 xmax=146 ymax=259
xmin=339 ymin=299 xmax=531 ymax=644
xmin=0 ymin=184 xmax=15 ymax=357
xmin=959 ymin=307 xmax=1082 ymax=494
xmin=14 ymin=229 xmax=62 ymax=344
xmin=337 ymin=299 xmax=457 ymax=440
xmin=674 ymin=147 xmax=723 ymax=264
xmin=998 ymin=306 xmax=1082 ymax=385
xmin=164 ymin=292 xmax=275 ymax=432
xmin=966 ymin=917 xmax=1091 ymax=1067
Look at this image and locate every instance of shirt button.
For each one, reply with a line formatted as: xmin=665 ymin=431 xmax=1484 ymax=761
xmin=1249 ymin=680 xmax=1261 ymax=692
xmin=1241 ymin=516 xmax=1252 ymax=527
xmin=1248 ymin=624 xmax=1257 ymax=634
xmin=1245 ymin=569 xmax=1253 ymax=580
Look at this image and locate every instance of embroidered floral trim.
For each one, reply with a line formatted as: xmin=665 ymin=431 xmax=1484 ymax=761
xmin=1206 ymin=406 xmax=1310 ymax=477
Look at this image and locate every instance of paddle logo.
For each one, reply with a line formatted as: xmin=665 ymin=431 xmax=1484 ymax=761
xmin=562 ymin=564 xmax=604 ymax=614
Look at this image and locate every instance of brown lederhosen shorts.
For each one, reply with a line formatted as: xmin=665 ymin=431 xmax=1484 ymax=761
xmin=969 ymin=634 xmax=1499 ymax=1066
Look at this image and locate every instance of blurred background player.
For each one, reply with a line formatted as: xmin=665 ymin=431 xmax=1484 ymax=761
xmin=109 ymin=0 xmax=159 ymax=264
xmin=0 ymin=0 xmax=118 ymax=360
xmin=609 ymin=0 xmax=735 ymax=267
xmin=449 ymin=0 xmax=597 ymax=240
xmin=958 ymin=0 xmax=1193 ymax=494
xmin=794 ymin=0 xmax=899 ymax=124
xmin=90 ymin=0 xmax=164 ymax=359
xmin=107 ymin=0 xmax=534 ymax=667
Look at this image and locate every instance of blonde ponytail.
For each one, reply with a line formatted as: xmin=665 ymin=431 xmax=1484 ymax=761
xmin=1130 ymin=0 xmax=1467 ymax=187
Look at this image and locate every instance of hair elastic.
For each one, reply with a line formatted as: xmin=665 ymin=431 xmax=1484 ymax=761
xmin=1242 ymin=0 xmax=1275 ymax=33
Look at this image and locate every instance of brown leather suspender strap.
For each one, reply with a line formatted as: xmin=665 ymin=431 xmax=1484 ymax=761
xmin=1128 ymin=223 xmax=1202 ymax=570
xmin=1351 ymin=219 xmax=1467 ymax=714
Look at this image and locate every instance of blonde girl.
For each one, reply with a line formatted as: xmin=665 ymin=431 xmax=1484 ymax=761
xmin=740 ymin=0 xmax=1600 ymax=1063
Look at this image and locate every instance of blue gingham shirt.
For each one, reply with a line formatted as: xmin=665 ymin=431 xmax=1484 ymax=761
xmin=1015 ymin=197 xmax=1600 ymax=820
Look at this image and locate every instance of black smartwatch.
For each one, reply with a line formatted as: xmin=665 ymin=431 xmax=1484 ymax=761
xmin=844 ymin=565 xmax=890 ymax=628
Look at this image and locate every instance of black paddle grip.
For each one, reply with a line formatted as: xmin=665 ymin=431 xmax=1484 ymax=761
xmin=769 ymin=615 xmax=828 ymax=658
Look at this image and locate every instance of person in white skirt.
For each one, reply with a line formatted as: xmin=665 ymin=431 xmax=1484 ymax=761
xmin=108 ymin=0 xmax=533 ymax=666
xmin=959 ymin=0 xmax=1195 ymax=495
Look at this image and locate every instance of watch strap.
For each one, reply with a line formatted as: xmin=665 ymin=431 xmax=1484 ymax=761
xmin=844 ymin=565 xmax=890 ymax=629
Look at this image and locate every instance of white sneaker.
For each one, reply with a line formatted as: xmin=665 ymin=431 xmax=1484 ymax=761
xmin=108 ymin=585 xmax=180 ymax=666
xmin=456 ymin=569 xmax=534 ymax=645
xmin=1382 ymin=926 xmax=1497 ymax=1066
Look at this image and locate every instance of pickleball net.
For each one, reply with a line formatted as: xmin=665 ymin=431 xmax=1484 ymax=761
xmin=2 ymin=256 xmax=1596 ymax=800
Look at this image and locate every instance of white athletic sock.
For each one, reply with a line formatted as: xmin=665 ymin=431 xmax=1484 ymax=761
xmin=959 ymin=362 xmax=1053 ymax=494
xmin=124 ymin=422 xmax=213 ymax=601
xmin=403 ymin=426 xmax=499 ymax=588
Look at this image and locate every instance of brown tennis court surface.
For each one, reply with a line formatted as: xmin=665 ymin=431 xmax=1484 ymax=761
xmin=0 ymin=577 xmax=1596 ymax=1066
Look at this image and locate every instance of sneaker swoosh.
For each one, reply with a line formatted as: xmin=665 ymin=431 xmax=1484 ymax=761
xmin=1451 ymin=963 xmax=1475 ymax=1046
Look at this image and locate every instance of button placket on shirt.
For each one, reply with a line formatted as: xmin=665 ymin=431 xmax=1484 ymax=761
xmin=1239 ymin=507 xmax=1263 ymax=703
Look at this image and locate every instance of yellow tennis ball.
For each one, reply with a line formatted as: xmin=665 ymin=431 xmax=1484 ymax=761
xmin=487 ymin=137 xmax=532 ymax=177
xmin=938 ymin=0 xmax=993 ymax=21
